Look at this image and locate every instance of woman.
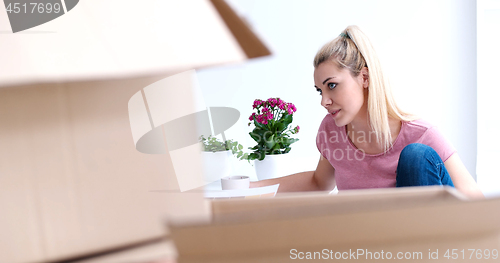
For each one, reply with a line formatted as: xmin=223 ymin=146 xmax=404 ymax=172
xmin=251 ymin=25 xmax=483 ymax=198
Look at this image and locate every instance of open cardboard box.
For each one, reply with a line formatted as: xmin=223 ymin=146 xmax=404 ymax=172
xmin=0 ymin=0 xmax=269 ymax=262
xmin=52 ymin=186 xmax=499 ymax=263
xmin=40 ymin=186 xmax=500 ymax=263
xmin=170 ymin=186 xmax=500 ymax=263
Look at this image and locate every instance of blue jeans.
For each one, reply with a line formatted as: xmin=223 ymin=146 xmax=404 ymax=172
xmin=396 ymin=143 xmax=455 ymax=187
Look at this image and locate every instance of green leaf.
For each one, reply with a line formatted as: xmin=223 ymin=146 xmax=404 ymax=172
xmin=271 ymin=143 xmax=280 ymax=151
xmin=258 ymin=152 xmax=266 ymax=161
xmin=248 ymin=153 xmax=259 ymax=161
xmin=276 ymin=122 xmax=286 ymax=132
xmin=282 ymin=114 xmax=293 ymax=127
xmin=271 ymin=143 xmax=281 ymax=154
xmin=265 ymin=134 xmax=276 ymax=149
xmin=253 ymin=127 xmax=266 ymax=137
xmin=254 ymin=119 xmax=267 ymax=130
xmin=249 ymin=132 xmax=261 ymax=143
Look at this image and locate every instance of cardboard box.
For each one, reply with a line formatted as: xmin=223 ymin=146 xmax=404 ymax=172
xmin=171 ymin=187 xmax=500 ymax=263
xmin=71 ymin=239 xmax=177 ymax=263
xmin=0 ymin=0 xmax=270 ymax=262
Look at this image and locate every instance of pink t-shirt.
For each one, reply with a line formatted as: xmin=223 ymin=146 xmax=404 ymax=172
xmin=315 ymin=114 xmax=456 ymax=190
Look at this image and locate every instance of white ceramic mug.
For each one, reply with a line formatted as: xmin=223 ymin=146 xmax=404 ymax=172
xmin=221 ymin=176 xmax=250 ymax=190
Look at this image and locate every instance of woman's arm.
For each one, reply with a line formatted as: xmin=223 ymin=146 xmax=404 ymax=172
xmin=444 ymin=153 xmax=484 ymax=199
xmin=250 ymin=155 xmax=336 ymax=192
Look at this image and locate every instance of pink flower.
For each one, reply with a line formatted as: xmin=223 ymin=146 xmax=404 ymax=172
xmin=256 ymin=114 xmax=263 ymax=123
xmin=251 ymin=98 xmax=297 ymax=128
xmin=256 ymin=114 xmax=269 ymax=125
xmin=267 ymin=98 xmax=277 ymax=107
xmin=295 ymin=126 xmax=300 ymax=133
xmin=278 ymin=98 xmax=286 ymax=110
xmin=253 ymin=99 xmax=263 ymax=109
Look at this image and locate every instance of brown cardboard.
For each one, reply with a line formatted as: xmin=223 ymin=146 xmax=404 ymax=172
xmin=0 ymin=0 xmax=270 ymax=89
xmin=171 ymin=187 xmax=500 ymax=263
xmin=211 ymin=186 xmax=467 ymax=222
xmin=72 ymin=239 xmax=177 ymax=263
xmin=0 ymin=77 xmax=193 ymax=262
xmin=0 ymin=0 xmax=271 ymax=262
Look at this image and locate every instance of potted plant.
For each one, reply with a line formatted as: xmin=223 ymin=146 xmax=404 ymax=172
xmin=247 ymin=97 xmax=300 ymax=180
xmin=199 ymin=135 xmax=247 ymax=183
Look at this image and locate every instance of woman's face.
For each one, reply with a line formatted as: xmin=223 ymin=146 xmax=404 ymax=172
xmin=313 ymin=61 xmax=368 ymax=127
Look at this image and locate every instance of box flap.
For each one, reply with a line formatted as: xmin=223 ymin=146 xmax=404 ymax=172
xmin=210 ymin=0 xmax=271 ymax=59
xmin=171 ymin=187 xmax=500 ymax=261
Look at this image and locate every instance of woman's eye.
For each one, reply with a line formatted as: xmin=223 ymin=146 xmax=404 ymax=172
xmin=328 ymin=83 xmax=337 ymax=89
xmin=316 ymin=88 xmax=322 ymax=95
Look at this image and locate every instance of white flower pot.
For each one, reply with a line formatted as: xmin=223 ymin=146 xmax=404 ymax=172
xmin=254 ymin=153 xmax=289 ymax=181
xmin=201 ymin=150 xmax=232 ymax=183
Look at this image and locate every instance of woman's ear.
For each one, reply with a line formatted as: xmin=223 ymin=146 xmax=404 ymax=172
xmin=361 ymin=67 xmax=369 ymax=88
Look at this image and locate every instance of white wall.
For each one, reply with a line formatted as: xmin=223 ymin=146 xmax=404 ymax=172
xmin=196 ymin=0 xmax=478 ymax=181
xmin=477 ymin=0 xmax=500 ymax=197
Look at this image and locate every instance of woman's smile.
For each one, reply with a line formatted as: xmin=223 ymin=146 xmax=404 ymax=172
xmin=330 ymin=109 xmax=341 ymax=118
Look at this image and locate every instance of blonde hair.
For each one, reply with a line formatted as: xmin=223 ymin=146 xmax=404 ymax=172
xmin=314 ymin=25 xmax=417 ymax=152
